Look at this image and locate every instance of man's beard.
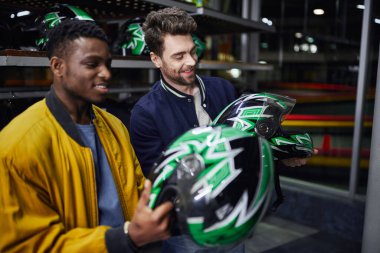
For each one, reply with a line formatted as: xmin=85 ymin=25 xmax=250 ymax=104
xmin=161 ymin=64 xmax=196 ymax=87
xmin=171 ymin=74 xmax=196 ymax=87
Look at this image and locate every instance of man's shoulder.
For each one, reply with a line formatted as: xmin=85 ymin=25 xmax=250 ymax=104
xmin=93 ymin=105 xmax=124 ymax=124
xmin=133 ymin=83 xmax=164 ymax=110
xmin=0 ymin=100 xmax=53 ymax=153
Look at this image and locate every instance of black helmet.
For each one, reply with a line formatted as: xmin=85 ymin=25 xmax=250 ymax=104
xmin=149 ymin=125 xmax=274 ymax=248
xmin=35 ymin=4 xmax=94 ymax=50
xmin=112 ymin=17 xmax=150 ymax=56
xmin=212 ymin=93 xmax=313 ymax=160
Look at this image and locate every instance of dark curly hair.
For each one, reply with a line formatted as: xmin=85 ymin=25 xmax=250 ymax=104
xmin=46 ymin=19 xmax=108 ymax=59
xmin=143 ymin=7 xmax=197 ymax=56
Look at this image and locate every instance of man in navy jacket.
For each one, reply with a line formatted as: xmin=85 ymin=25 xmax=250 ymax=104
xmin=129 ymin=6 xmax=315 ymax=253
xmin=130 ymin=75 xmax=236 ymax=175
xmin=129 ymin=7 xmax=237 ymax=176
xmin=129 ymin=7 xmax=245 ymax=253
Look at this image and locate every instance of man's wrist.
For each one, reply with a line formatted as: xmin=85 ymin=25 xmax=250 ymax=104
xmin=123 ymin=221 xmax=131 ymax=234
xmin=124 ymin=221 xmax=139 ymax=251
xmin=105 ymin=226 xmax=139 ymax=253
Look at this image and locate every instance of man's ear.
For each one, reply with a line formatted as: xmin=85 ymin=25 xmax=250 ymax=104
xmin=150 ymin=52 xmax=162 ymax=69
xmin=50 ymin=56 xmax=64 ymax=77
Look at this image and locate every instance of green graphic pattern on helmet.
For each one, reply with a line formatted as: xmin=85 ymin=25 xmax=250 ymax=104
xmin=121 ymin=22 xmax=147 ymax=55
xmin=43 ymin=12 xmax=61 ymax=29
xmin=187 ymin=138 xmax=273 ymax=246
xmin=67 ymin=5 xmax=94 ymax=21
xmin=149 ymin=125 xmax=274 ymax=247
xmin=212 ymin=93 xmax=294 ymax=134
xmin=35 ymin=4 xmax=94 ymax=49
xmin=43 ymin=5 xmax=93 ymax=29
xmin=228 ymin=106 xmax=263 ymax=134
xmin=188 ymin=197 xmax=266 ymax=246
xmin=269 ymin=133 xmax=313 ymax=152
xmin=35 ymin=12 xmax=61 ymax=47
xmin=35 ymin=37 xmax=48 ymax=47
xmin=149 ymin=126 xmax=251 ymax=209
xmin=261 ymin=93 xmax=290 ymax=110
xmin=192 ymin=34 xmax=206 ymax=59
xmin=212 ymin=92 xmax=313 ymax=159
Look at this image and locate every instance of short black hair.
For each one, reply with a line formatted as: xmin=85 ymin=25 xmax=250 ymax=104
xmin=46 ymin=19 xmax=108 ymax=59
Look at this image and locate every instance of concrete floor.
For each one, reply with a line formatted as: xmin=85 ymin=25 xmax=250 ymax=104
xmin=245 ymin=215 xmax=362 ymax=253
xmin=140 ymin=211 xmax=362 ymax=253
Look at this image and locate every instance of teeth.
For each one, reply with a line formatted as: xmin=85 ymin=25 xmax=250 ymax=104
xmin=96 ymin=84 xmax=107 ymax=88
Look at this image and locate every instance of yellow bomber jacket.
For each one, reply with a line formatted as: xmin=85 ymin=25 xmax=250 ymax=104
xmin=0 ymin=89 xmax=145 ymax=252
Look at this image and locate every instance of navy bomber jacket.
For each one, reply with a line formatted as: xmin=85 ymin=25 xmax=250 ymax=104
xmin=129 ymin=75 xmax=237 ymax=176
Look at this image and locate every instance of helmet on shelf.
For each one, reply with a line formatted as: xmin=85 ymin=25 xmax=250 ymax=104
xmin=112 ymin=17 xmax=150 ymax=56
xmin=149 ymin=125 xmax=274 ymax=248
xmin=35 ymin=4 xmax=94 ymax=50
xmin=192 ymin=33 xmax=206 ymax=61
xmin=212 ymin=93 xmax=313 ymax=160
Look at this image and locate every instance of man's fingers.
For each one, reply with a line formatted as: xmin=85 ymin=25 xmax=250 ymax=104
xmin=138 ymin=180 xmax=152 ymax=208
xmin=160 ymin=215 xmax=172 ymax=239
xmin=282 ymin=158 xmax=306 ymax=167
xmin=152 ymin=201 xmax=174 ymax=220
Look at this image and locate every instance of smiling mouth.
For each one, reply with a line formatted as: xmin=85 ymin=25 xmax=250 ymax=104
xmin=95 ymin=84 xmax=108 ymax=89
xmin=182 ymin=69 xmax=195 ymax=75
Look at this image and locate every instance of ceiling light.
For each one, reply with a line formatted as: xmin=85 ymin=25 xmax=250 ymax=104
xmin=228 ymin=68 xmax=242 ymax=78
xmin=294 ymin=32 xmax=303 ymax=38
xmin=310 ymin=44 xmax=318 ymax=53
xmin=261 ymin=17 xmax=273 ymax=26
xmin=301 ymin=43 xmax=309 ymax=52
xmin=306 ymin=37 xmax=314 ymax=43
xmin=16 ymin=10 xmax=31 ymax=17
xmin=356 ymin=4 xmax=365 ymax=10
xmin=375 ymin=18 xmax=380 ymax=24
xmin=313 ymin=9 xmax=324 ymax=15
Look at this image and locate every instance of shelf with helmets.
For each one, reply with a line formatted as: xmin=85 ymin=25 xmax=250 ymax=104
xmin=0 ymin=0 xmax=274 ymax=100
xmin=0 ymin=0 xmax=274 ymax=67
xmin=0 ymin=0 xmax=274 ymax=34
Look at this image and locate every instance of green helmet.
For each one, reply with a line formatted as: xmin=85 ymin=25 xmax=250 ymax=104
xmin=35 ymin=4 xmax=94 ymax=50
xmin=113 ymin=17 xmax=150 ymax=56
xmin=213 ymin=93 xmax=314 ymax=160
xmin=192 ymin=34 xmax=206 ymax=60
xmin=149 ymin=125 xmax=274 ymax=248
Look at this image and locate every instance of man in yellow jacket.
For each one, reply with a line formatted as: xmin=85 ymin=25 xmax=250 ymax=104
xmin=0 ymin=19 xmax=172 ymax=252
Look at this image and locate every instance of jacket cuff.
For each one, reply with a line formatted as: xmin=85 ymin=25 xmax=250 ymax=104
xmin=105 ymin=226 xmax=139 ymax=253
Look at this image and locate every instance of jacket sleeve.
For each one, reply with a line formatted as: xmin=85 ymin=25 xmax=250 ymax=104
xmin=0 ymin=159 xmax=110 ymax=253
xmin=0 ymin=159 xmax=140 ymax=253
xmin=129 ymin=105 xmax=164 ymax=177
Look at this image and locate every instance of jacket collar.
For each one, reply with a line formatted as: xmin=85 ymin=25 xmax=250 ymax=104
xmin=160 ymin=74 xmax=206 ymax=103
xmin=45 ymin=86 xmax=94 ymax=146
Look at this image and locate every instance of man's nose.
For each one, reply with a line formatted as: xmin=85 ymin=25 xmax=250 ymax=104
xmin=98 ymin=65 xmax=112 ymax=80
xmin=185 ymin=53 xmax=197 ymax=66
